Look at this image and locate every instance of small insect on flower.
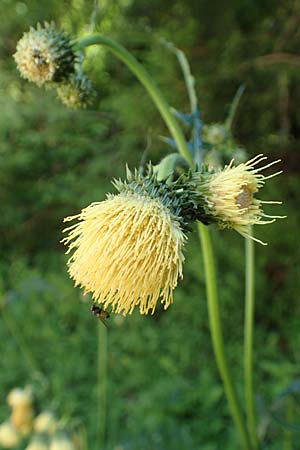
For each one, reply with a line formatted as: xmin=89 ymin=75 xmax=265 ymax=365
xmin=91 ymin=304 xmax=110 ymax=327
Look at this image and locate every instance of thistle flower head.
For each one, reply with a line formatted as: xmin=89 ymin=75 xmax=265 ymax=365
xmin=57 ymin=73 xmax=95 ymax=108
xmin=14 ymin=22 xmax=76 ymax=86
xmin=200 ymin=154 xmax=284 ymax=244
xmin=62 ymin=169 xmax=205 ymax=315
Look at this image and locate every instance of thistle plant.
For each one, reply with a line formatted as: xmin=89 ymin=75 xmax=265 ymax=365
xmin=14 ymin=22 xmax=76 ymax=86
xmin=14 ymin=22 xmax=286 ymax=450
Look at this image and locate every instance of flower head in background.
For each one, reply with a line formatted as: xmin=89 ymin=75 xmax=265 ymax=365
xmin=57 ymin=73 xmax=95 ymax=109
xmin=25 ymin=436 xmax=49 ymax=450
xmin=200 ymin=154 xmax=284 ymax=244
xmin=14 ymin=22 xmax=76 ymax=86
xmin=7 ymin=387 xmax=33 ymax=409
xmin=62 ymin=168 xmax=205 ymax=315
xmin=7 ymin=387 xmax=34 ymax=436
xmin=0 ymin=422 xmax=20 ymax=449
xmin=34 ymin=411 xmax=57 ymax=435
xmin=49 ymin=434 xmax=75 ymax=450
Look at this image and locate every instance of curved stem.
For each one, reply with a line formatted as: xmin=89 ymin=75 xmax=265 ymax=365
xmin=97 ymin=323 xmax=108 ymax=449
xmin=198 ymin=223 xmax=252 ymax=450
xmin=244 ymin=234 xmax=259 ymax=448
xmin=75 ymin=35 xmax=193 ymax=167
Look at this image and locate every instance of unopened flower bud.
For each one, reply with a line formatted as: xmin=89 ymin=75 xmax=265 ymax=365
xmin=57 ymin=73 xmax=95 ymax=108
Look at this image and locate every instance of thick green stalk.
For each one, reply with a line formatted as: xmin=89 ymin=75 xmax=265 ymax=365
xmin=97 ymin=323 xmax=108 ymax=449
xmin=75 ymin=35 xmax=193 ymax=167
xmin=198 ymin=223 xmax=252 ymax=450
xmin=244 ymin=235 xmax=259 ymax=448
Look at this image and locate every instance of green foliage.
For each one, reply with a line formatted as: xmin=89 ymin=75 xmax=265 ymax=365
xmin=0 ymin=1 xmax=300 ymax=449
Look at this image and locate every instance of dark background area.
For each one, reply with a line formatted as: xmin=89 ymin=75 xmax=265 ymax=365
xmin=0 ymin=1 xmax=299 ymax=449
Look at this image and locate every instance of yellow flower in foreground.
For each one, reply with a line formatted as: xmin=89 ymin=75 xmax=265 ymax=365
xmin=14 ymin=22 xmax=76 ymax=86
xmin=201 ymin=154 xmax=284 ymax=244
xmin=63 ymin=193 xmax=186 ymax=315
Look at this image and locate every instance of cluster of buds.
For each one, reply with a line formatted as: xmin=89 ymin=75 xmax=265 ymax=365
xmin=14 ymin=23 xmax=95 ymax=109
xmin=0 ymin=387 xmax=74 ymax=450
xmin=63 ymin=156 xmax=283 ymax=316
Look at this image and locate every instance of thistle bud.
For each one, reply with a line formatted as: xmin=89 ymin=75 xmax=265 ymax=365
xmin=56 ymin=73 xmax=95 ymax=109
xmin=14 ymin=22 xmax=76 ymax=86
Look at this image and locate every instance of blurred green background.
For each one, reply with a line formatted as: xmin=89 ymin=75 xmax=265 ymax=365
xmin=0 ymin=1 xmax=299 ymax=449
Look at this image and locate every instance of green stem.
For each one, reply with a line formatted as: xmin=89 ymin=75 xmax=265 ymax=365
xmin=198 ymin=223 xmax=252 ymax=450
xmin=75 ymin=35 xmax=193 ymax=167
xmin=225 ymin=85 xmax=245 ymax=130
xmin=97 ymin=323 xmax=108 ymax=449
xmin=283 ymin=397 xmax=293 ymax=450
xmin=244 ymin=235 xmax=259 ymax=449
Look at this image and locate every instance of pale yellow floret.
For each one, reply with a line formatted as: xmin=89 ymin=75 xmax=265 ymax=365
xmin=203 ymin=154 xmax=284 ymax=244
xmin=14 ymin=33 xmax=57 ymax=85
xmin=62 ymin=193 xmax=186 ymax=315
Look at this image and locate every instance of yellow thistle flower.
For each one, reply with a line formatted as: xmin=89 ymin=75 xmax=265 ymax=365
xmin=201 ymin=154 xmax=284 ymax=244
xmin=63 ymin=193 xmax=186 ymax=315
xmin=14 ymin=22 xmax=76 ymax=86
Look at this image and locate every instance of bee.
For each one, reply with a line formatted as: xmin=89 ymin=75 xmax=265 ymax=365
xmin=91 ymin=304 xmax=110 ymax=327
xmin=32 ymin=49 xmax=48 ymax=67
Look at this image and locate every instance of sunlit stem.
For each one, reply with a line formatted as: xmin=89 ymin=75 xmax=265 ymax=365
xmin=198 ymin=223 xmax=252 ymax=450
xmin=75 ymin=35 xmax=193 ymax=167
xmin=225 ymin=85 xmax=245 ymax=130
xmin=244 ymin=233 xmax=259 ymax=448
xmin=97 ymin=323 xmax=108 ymax=449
